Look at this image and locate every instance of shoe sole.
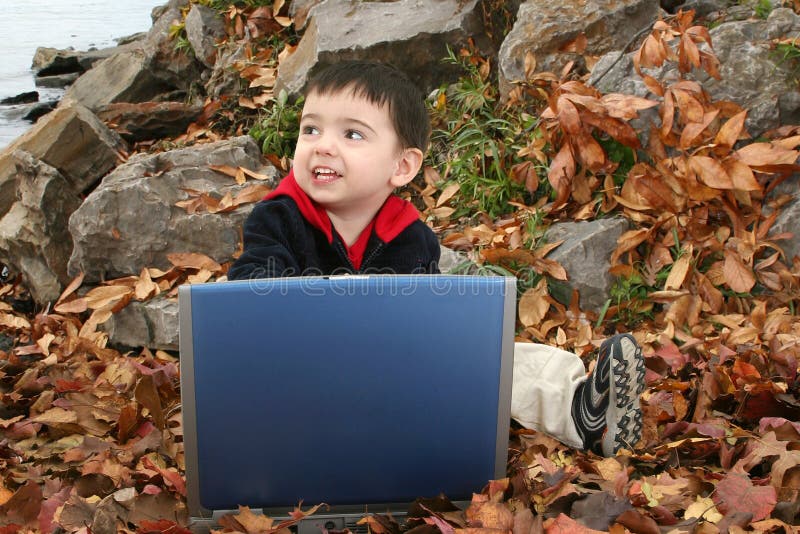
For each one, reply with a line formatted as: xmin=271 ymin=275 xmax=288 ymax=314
xmin=604 ymin=334 xmax=645 ymax=456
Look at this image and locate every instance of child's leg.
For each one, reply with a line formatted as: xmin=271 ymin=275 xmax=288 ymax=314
xmin=511 ymin=342 xmax=586 ymax=449
xmin=511 ymin=334 xmax=645 ymax=456
xmin=572 ymin=334 xmax=645 ymax=456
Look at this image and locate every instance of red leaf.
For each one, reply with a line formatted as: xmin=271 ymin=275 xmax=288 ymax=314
xmin=713 ymin=471 xmax=776 ymax=522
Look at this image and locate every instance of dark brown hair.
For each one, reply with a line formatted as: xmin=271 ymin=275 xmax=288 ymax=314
xmin=305 ymin=61 xmax=431 ymax=151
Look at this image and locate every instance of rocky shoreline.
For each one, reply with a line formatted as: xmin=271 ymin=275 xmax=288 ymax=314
xmin=1 ymin=0 xmax=800 ymax=350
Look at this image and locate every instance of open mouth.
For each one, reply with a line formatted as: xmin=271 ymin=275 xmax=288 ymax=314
xmin=312 ymin=167 xmax=342 ymax=183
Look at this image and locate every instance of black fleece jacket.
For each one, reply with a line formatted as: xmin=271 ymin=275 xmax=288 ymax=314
xmin=228 ymin=174 xmax=441 ymax=280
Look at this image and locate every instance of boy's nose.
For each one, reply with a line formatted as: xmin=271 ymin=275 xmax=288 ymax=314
xmin=314 ymin=134 xmax=337 ymax=156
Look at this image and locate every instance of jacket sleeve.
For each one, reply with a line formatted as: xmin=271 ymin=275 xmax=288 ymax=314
xmin=425 ymin=226 xmax=442 ymax=274
xmin=227 ymin=200 xmax=303 ymax=280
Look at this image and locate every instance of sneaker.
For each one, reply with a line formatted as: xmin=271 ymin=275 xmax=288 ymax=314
xmin=571 ymin=333 xmax=645 ymax=456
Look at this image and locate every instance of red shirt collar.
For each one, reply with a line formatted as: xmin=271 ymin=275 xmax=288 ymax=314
xmin=265 ymin=170 xmax=422 ymax=269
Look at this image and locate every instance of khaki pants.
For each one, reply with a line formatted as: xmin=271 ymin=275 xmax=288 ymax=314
xmin=511 ymin=342 xmax=587 ymax=449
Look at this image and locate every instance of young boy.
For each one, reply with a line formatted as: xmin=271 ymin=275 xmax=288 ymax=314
xmin=228 ymin=61 xmax=644 ymax=457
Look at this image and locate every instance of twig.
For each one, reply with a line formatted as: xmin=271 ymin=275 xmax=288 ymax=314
xmin=591 ymin=24 xmax=653 ymax=86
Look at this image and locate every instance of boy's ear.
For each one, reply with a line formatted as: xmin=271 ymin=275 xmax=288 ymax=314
xmin=390 ymin=148 xmax=424 ymax=188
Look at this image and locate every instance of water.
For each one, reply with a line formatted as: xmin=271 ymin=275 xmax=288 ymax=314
xmin=0 ymin=0 xmax=167 ymax=148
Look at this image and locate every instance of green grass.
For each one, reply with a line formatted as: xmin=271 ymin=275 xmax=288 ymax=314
xmin=248 ymin=90 xmax=304 ymax=161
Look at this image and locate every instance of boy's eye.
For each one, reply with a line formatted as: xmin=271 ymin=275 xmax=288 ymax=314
xmin=302 ymin=126 xmax=319 ymax=135
xmin=345 ymin=130 xmax=364 ymax=140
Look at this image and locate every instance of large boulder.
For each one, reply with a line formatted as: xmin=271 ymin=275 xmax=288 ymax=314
xmin=68 ymin=136 xmax=278 ymax=282
xmin=0 ymin=102 xmax=126 ymax=212
xmin=0 ymin=151 xmax=82 ymax=304
xmin=63 ymin=0 xmax=203 ymax=111
xmin=274 ymin=0 xmax=493 ymax=97
xmin=589 ymin=8 xmax=800 ymax=137
xmin=544 ymin=218 xmax=630 ymax=312
xmin=498 ymin=0 xmax=660 ymax=97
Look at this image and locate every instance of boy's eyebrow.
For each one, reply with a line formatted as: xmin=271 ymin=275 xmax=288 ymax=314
xmin=300 ymin=113 xmax=377 ymax=134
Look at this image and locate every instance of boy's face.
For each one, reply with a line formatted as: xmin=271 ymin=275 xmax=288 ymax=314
xmin=293 ymin=88 xmax=422 ymax=220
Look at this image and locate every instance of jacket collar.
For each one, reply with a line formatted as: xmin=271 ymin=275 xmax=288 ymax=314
xmin=265 ymin=169 xmax=423 ymax=267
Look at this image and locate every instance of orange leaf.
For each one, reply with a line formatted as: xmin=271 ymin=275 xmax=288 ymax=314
xmin=736 ymin=142 xmax=799 ymax=166
xmin=672 ymin=89 xmax=704 ymax=123
xmin=574 ymin=133 xmax=605 ymax=171
xmin=723 ymin=158 xmax=760 ymax=191
xmin=689 ymin=156 xmax=733 ymax=189
xmin=664 ymin=245 xmax=693 ymax=290
xmin=679 ymin=109 xmax=719 ymax=149
xmin=83 ymin=285 xmax=133 ymax=310
xmin=723 ymin=249 xmax=756 ymax=294
xmin=436 ymin=183 xmax=461 ymax=207
xmin=518 ymin=281 xmax=550 ymax=328
xmin=167 ymin=252 xmax=222 ymax=272
xmin=714 ymin=110 xmax=747 ymax=148
xmin=208 ymin=164 xmax=240 ymax=178
xmin=680 ymin=34 xmax=701 ymax=71
xmin=547 ymin=143 xmax=576 ymax=195
xmin=55 ymin=272 xmax=85 ymax=306
xmin=557 ymin=96 xmax=581 ymax=134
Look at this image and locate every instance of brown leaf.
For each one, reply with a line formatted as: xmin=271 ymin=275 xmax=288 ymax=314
xmin=574 ymin=133 xmax=605 ymax=171
xmin=672 ymin=89 xmax=705 ymax=123
xmin=135 ymin=375 xmax=165 ymax=430
xmin=689 ymin=155 xmax=733 ymax=189
xmin=1 ymin=480 xmax=42 ymax=524
xmin=736 ymin=142 xmax=799 ymax=166
xmin=167 ymin=252 xmax=222 ymax=272
xmin=547 ymin=143 xmax=575 ymax=199
xmin=436 ymin=183 xmax=461 ymax=207
xmin=723 ymin=249 xmax=756 ymax=293
xmin=715 ymin=110 xmax=748 ymax=148
xmin=557 ymin=96 xmax=581 ymax=135
xmin=664 ymin=245 xmax=693 ymax=290
xmin=83 ymin=285 xmax=133 ymax=310
xmin=56 ymin=272 xmax=85 ymax=306
xmin=518 ymin=281 xmax=550 ymax=328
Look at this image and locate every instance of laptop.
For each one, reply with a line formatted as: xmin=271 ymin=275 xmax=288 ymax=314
xmin=179 ymin=275 xmax=516 ymax=533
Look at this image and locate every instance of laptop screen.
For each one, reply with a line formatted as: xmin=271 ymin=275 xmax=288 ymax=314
xmin=180 ymin=275 xmax=516 ymax=519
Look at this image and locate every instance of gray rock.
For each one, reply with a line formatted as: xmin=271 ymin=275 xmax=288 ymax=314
xmin=68 ymin=136 xmax=278 ymax=282
xmin=205 ymin=41 xmax=248 ymax=99
xmin=438 ymin=245 xmax=476 ymax=274
xmin=590 ymin=9 xmax=800 ymax=138
xmin=0 ymin=151 xmax=82 ymax=304
xmin=96 ymin=101 xmax=203 ymax=142
xmin=62 ymin=49 xmax=161 ymax=110
xmin=1 ymin=92 xmax=38 ymax=105
xmin=0 ymin=103 xmax=127 ymax=207
xmin=102 ymin=297 xmax=179 ymax=350
xmin=33 ymin=43 xmax=142 ymax=76
xmin=274 ymin=0 xmax=491 ymax=97
xmin=544 ymin=218 xmax=630 ymax=312
xmin=498 ymin=0 xmax=660 ymax=97
xmin=63 ymin=2 xmax=203 ymax=111
xmin=185 ymin=4 xmax=227 ymax=68
xmin=31 ymin=47 xmax=82 ymax=76
xmin=34 ymin=72 xmax=80 ymax=89
xmin=289 ymin=0 xmax=323 ymax=29
xmin=771 ymin=186 xmax=800 ymax=264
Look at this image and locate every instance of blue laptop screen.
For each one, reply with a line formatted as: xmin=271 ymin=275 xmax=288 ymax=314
xmin=180 ymin=275 xmax=515 ymax=514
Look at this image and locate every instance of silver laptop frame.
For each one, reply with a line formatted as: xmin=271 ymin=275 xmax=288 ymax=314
xmin=179 ymin=275 xmax=517 ymax=531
